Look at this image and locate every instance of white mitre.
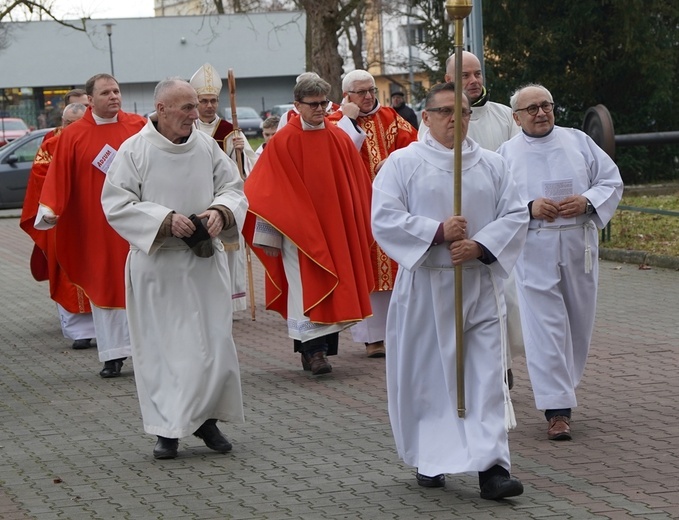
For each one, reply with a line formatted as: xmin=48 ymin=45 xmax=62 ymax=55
xmin=189 ymin=63 xmax=222 ymax=96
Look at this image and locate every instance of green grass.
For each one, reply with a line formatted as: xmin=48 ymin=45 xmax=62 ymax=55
xmin=605 ymin=192 xmax=679 ymax=257
xmin=249 ymin=137 xmax=264 ymax=150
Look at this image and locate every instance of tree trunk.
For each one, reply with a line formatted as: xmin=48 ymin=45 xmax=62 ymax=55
xmin=298 ymin=0 xmax=345 ymax=102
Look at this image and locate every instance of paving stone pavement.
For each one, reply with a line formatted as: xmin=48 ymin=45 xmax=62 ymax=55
xmin=1 ymin=213 xmax=678 ymax=520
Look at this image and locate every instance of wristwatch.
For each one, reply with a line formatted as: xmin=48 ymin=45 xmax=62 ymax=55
xmin=585 ymin=200 xmax=594 ymax=215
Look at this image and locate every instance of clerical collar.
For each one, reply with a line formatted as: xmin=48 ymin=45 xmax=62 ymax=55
xmin=92 ymin=112 xmax=119 ymax=125
xmin=359 ymin=100 xmax=381 ymax=117
xmin=195 ymin=118 xmax=218 ymax=132
xmin=522 ymin=126 xmax=555 ymax=139
xmin=300 ymin=118 xmax=325 ymax=131
xmin=472 ymin=86 xmax=490 ymax=107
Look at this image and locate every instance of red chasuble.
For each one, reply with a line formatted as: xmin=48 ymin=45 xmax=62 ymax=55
xmin=20 ymin=134 xmax=91 ymax=314
xmin=243 ymin=115 xmax=374 ymax=324
xmin=328 ymin=106 xmax=418 ymax=291
xmin=38 ymin=108 xmax=145 ymax=308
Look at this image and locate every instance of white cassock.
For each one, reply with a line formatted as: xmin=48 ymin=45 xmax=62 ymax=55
xmin=101 ymin=120 xmax=247 ymax=438
xmin=372 ymin=135 xmax=529 ymax=476
xmin=497 ymin=126 xmax=623 ymax=411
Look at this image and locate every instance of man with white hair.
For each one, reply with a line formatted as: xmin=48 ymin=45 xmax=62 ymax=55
xmin=329 ymin=69 xmax=418 ymax=359
xmin=21 ymin=102 xmax=95 ymax=351
xmin=497 ymin=83 xmax=623 ymax=441
xmin=189 ymin=63 xmax=257 ymax=313
xmin=102 ymin=78 xmax=246 ymax=459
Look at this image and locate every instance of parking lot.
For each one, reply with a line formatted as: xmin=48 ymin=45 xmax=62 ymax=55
xmin=1 ymin=212 xmax=679 ymax=519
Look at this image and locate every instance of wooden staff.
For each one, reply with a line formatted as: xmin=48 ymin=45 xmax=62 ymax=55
xmin=227 ymin=68 xmax=257 ymax=321
xmin=445 ymin=0 xmax=473 ymax=418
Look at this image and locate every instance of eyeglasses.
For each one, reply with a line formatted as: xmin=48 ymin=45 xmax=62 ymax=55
xmin=347 ymin=87 xmax=378 ymax=98
xmin=297 ymin=99 xmax=331 ymax=110
xmin=514 ymin=101 xmax=554 ymax=116
xmin=198 ymin=99 xmax=219 ymax=106
xmin=425 ymin=107 xmax=473 ymax=118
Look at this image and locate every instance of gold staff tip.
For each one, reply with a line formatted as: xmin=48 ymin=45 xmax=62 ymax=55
xmin=445 ymin=0 xmax=473 ymax=20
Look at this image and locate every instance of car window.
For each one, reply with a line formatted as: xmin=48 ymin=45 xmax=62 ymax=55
xmin=12 ymin=136 xmax=42 ymax=163
xmin=236 ymin=107 xmax=259 ymax=119
xmin=1 ymin=119 xmax=29 ymax=131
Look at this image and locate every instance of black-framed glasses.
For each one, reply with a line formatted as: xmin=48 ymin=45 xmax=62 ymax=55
xmin=515 ymin=101 xmax=554 ymax=116
xmin=425 ymin=106 xmax=472 ymax=118
xmin=297 ymin=99 xmax=331 ymax=110
xmin=347 ymin=87 xmax=378 ymax=98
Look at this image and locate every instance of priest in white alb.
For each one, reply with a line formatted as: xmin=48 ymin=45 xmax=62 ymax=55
xmin=101 ymin=78 xmax=247 ymax=460
xmin=497 ymin=84 xmax=623 ymax=442
xmin=372 ymin=82 xmax=528 ymax=500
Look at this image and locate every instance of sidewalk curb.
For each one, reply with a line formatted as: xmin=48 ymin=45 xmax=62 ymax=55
xmin=600 ymin=247 xmax=679 ymax=270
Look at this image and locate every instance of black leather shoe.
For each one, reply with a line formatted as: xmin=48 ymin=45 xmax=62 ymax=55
xmin=194 ymin=419 xmax=232 ymax=453
xmin=153 ymin=436 xmax=178 ymax=459
xmin=416 ymin=472 xmax=445 ymax=488
xmin=99 ymin=358 xmax=125 ymax=378
xmin=479 ymin=474 xmax=524 ymax=500
xmin=72 ymin=338 xmax=93 ymax=350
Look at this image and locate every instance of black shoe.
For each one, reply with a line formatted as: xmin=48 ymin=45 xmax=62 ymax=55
xmin=506 ymin=369 xmax=514 ymax=390
xmin=194 ymin=419 xmax=232 ymax=453
xmin=479 ymin=475 xmax=524 ymax=500
xmin=99 ymin=358 xmax=125 ymax=378
xmin=416 ymin=472 xmax=445 ymax=488
xmin=72 ymin=338 xmax=93 ymax=350
xmin=153 ymin=436 xmax=178 ymax=459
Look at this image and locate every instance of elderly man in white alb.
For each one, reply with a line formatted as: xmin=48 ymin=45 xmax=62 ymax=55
xmin=102 ymin=78 xmax=247 ymax=459
xmin=497 ymin=83 xmax=623 ymax=441
xmin=189 ymin=63 xmax=257 ymax=314
xmin=373 ymin=82 xmax=528 ymax=500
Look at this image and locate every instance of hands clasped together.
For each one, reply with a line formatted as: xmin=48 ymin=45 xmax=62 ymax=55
xmin=171 ymin=209 xmax=223 ymax=239
xmin=443 ymin=215 xmax=482 ymax=265
xmin=532 ymin=194 xmax=589 ymax=222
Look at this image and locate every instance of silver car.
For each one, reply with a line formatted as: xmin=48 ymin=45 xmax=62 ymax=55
xmin=0 ymin=128 xmax=52 ymax=209
xmin=223 ymin=106 xmax=263 ymax=138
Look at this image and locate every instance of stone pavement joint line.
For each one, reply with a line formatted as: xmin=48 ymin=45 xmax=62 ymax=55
xmin=1 ymin=216 xmax=678 ymax=519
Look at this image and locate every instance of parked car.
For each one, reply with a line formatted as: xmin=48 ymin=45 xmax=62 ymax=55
xmin=269 ymin=104 xmax=295 ymax=118
xmin=0 ymin=118 xmax=30 ymax=147
xmin=0 ymin=128 xmax=52 ymax=209
xmin=223 ymin=106 xmax=263 ymax=138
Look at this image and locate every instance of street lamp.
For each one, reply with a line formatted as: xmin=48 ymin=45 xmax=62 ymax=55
xmin=104 ymin=23 xmax=115 ymax=76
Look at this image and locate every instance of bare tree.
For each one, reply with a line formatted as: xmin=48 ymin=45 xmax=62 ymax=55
xmin=1 ymin=0 xmax=87 ymax=51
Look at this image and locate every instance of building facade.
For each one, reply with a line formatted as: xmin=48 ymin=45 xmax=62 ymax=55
xmin=0 ymin=11 xmax=305 ymax=128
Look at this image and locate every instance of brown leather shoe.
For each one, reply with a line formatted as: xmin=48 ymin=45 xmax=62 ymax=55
xmin=365 ymin=341 xmax=386 ymax=358
xmin=547 ymin=416 xmax=572 ymax=441
xmin=305 ymin=351 xmax=332 ymax=375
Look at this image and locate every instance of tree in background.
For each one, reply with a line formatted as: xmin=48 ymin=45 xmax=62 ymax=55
xmin=481 ymin=0 xmax=679 ymax=184
xmin=1 ymin=0 xmax=86 ymax=51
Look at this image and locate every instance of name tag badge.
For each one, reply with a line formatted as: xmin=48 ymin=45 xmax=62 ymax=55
xmin=92 ymin=144 xmax=117 ymax=174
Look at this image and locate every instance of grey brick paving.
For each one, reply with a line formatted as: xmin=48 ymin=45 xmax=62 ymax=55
xmin=1 ymin=213 xmax=679 ymax=519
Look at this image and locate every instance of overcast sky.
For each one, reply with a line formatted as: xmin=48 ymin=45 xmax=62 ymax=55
xmin=50 ymin=0 xmax=155 ymax=19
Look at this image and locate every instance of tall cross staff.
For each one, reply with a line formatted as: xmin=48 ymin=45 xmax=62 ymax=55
xmin=445 ymin=0 xmax=473 ymax=418
xmin=227 ymin=68 xmax=257 ymax=321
